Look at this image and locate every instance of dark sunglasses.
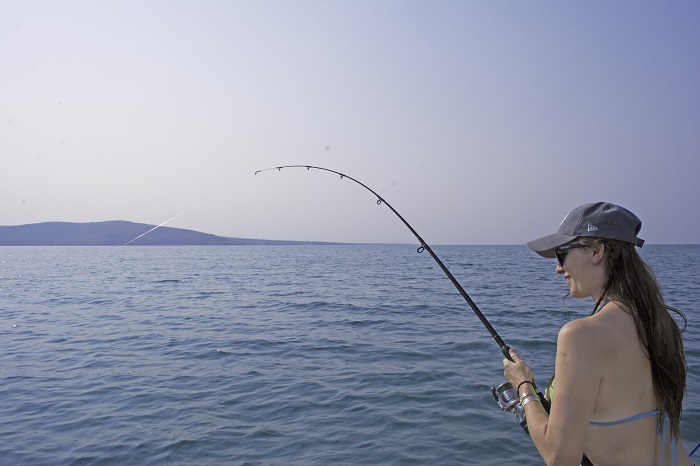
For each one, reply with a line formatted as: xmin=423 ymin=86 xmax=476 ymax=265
xmin=554 ymin=243 xmax=587 ymax=267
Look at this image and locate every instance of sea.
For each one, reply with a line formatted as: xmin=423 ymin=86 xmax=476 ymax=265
xmin=1 ymin=244 xmax=698 ymax=466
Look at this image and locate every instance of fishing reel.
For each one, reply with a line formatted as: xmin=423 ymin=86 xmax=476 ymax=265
xmin=491 ymin=381 xmax=528 ymax=431
xmin=492 ymin=383 xmax=594 ymax=466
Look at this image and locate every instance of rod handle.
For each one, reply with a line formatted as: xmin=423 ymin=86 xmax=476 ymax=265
xmin=502 ymin=345 xmax=514 ymax=362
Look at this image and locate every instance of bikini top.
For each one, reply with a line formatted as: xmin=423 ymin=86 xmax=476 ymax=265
xmin=593 ymin=412 xmax=677 ymax=466
xmin=547 ymin=377 xmax=676 ymax=465
xmin=589 ymin=409 xmax=658 ymax=426
xmin=546 ymin=377 xmax=659 ymax=425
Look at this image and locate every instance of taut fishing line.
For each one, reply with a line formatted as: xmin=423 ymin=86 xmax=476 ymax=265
xmin=106 ymin=211 xmax=187 ymax=256
xmin=256 ymin=165 xmax=596 ymax=465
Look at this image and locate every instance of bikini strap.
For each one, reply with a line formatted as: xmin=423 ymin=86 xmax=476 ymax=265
xmin=660 ymin=413 xmax=677 ymax=466
xmin=594 ymin=298 xmax=610 ymax=314
xmin=590 ymin=410 xmax=658 ymax=426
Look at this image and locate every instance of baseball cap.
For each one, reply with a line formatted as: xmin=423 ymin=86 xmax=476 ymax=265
xmin=527 ymin=202 xmax=645 ymax=258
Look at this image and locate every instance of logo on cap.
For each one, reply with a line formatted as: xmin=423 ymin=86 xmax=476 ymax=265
xmin=588 ymin=224 xmax=599 ymax=232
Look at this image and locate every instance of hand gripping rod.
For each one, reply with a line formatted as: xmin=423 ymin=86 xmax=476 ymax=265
xmin=255 ymin=165 xmax=513 ymax=361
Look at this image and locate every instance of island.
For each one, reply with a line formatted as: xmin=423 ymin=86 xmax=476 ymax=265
xmin=0 ymin=221 xmax=331 ymax=246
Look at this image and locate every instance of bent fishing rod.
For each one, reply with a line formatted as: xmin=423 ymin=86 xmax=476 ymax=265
xmin=256 ymin=165 xmax=594 ymax=465
xmin=255 ymin=164 xmax=513 ymax=361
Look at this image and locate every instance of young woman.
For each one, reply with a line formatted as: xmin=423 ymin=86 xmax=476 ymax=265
xmin=503 ymin=202 xmax=691 ymax=466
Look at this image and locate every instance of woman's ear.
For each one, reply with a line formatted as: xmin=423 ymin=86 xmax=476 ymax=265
xmin=591 ymin=243 xmax=606 ymax=265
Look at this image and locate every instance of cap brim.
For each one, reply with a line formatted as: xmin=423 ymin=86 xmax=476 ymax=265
xmin=526 ymin=233 xmax=577 ymax=258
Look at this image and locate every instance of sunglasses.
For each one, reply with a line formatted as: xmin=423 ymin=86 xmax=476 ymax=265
xmin=554 ymin=243 xmax=587 ymax=267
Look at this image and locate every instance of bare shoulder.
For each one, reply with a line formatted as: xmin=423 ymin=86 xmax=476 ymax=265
xmin=557 ymin=314 xmax=617 ymax=358
xmin=558 ymin=317 xmax=604 ymax=344
xmin=557 ymin=302 xmax=634 ymax=360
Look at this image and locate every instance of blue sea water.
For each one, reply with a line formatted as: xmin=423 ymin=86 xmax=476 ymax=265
xmin=1 ymin=244 xmax=698 ymax=465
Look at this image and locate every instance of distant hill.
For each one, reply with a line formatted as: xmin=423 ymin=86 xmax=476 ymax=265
xmin=0 ymin=221 xmax=330 ymax=246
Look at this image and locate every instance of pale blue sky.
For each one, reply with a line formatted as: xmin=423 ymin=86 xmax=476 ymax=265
xmin=2 ymin=1 xmax=698 ymax=244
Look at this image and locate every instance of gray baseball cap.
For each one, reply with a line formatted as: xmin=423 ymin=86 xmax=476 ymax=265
xmin=527 ymin=202 xmax=645 ymax=258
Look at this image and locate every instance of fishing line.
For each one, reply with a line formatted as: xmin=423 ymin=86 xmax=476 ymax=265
xmin=107 ymin=211 xmax=187 ymax=255
xmin=255 ymin=165 xmax=513 ymax=361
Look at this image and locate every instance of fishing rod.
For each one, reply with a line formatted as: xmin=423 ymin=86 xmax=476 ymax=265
xmin=256 ymin=165 xmax=595 ymax=466
xmin=255 ymin=165 xmax=512 ymax=361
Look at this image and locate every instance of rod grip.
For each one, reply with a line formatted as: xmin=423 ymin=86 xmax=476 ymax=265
xmin=502 ymin=345 xmax=514 ymax=362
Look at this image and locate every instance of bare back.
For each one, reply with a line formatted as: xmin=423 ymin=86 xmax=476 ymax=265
xmin=570 ymin=302 xmax=691 ymax=465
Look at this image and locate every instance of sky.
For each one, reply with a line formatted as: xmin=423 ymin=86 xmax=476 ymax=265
xmin=2 ymin=0 xmax=699 ymax=245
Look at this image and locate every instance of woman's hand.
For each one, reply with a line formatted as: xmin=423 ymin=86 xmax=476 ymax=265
xmin=503 ymin=348 xmax=535 ymax=388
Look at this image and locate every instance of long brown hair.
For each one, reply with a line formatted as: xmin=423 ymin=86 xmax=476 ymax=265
xmin=579 ymin=237 xmax=687 ymax=437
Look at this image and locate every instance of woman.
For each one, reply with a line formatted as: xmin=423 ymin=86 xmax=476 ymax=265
xmin=503 ymin=202 xmax=691 ymax=465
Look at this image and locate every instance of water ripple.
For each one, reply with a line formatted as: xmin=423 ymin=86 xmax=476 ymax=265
xmin=1 ymin=245 xmax=697 ymax=465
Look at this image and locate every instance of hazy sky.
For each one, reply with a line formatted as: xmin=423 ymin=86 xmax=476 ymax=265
xmin=2 ymin=1 xmax=698 ymax=244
